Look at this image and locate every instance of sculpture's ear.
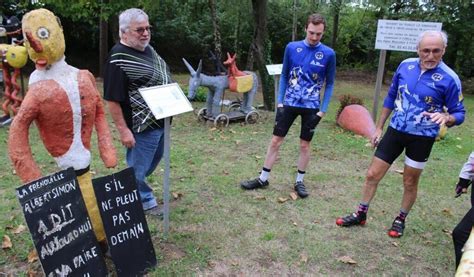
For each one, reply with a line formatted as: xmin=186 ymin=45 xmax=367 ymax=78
xmin=196 ymin=59 xmax=202 ymax=78
xmin=232 ymin=53 xmax=237 ymax=60
xmin=182 ymin=58 xmax=195 ymax=76
xmin=227 ymin=52 xmax=231 ymax=59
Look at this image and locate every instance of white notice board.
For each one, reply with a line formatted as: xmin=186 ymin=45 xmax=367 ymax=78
xmin=266 ymin=64 xmax=283 ymax=75
xmin=139 ymin=83 xmax=193 ymax=120
xmin=375 ymin=20 xmax=442 ymax=52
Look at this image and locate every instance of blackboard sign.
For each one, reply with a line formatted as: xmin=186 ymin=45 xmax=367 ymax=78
xmin=93 ymin=167 xmax=157 ymax=276
xmin=16 ymin=168 xmax=107 ymax=276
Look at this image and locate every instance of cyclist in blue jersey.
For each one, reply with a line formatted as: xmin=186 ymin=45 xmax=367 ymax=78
xmin=336 ymin=30 xmax=466 ymax=238
xmin=240 ymin=13 xmax=336 ymax=198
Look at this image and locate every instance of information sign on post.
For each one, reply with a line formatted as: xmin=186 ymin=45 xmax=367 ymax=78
xmin=16 ymin=168 xmax=107 ymax=277
xmin=265 ymin=64 xmax=283 ymax=113
xmin=139 ymin=83 xmax=193 ymax=237
xmin=375 ymin=20 xmax=442 ymax=52
xmin=93 ymin=167 xmax=156 ymax=276
xmin=371 ymin=20 xmax=442 ymax=121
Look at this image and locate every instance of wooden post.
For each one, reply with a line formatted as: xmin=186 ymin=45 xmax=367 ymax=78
xmin=372 ymin=49 xmax=387 ymax=122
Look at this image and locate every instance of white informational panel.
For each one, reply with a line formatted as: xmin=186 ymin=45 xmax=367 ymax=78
xmin=375 ymin=20 xmax=442 ymax=52
xmin=266 ymin=64 xmax=283 ymax=76
xmin=139 ymin=83 xmax=193 ymax=120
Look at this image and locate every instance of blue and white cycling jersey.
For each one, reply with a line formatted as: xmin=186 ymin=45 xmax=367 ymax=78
xmin=384 ymin=58 xmax=465 ymax=138
xmin=278 ymin=40 xmax=336 ymax=112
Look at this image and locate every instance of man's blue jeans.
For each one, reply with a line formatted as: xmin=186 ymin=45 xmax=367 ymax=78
xmin=126 ymin=128 xmax=164 ymax=210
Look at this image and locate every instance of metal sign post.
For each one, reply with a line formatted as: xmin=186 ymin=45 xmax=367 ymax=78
xmin=162 ymin=117 xmax=171 ymax=237
xmin=139 ymin=83 xmax=193 ymax=237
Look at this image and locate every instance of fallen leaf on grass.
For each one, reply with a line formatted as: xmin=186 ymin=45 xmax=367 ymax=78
xmin=234 ymin=140 xmax=241 ymax=145
xmin=289 ymin=192 xmax=298 ymax=200
xmin=255 ymin=155 xmax=262 ymax=159
xmin=210 ymin=127 xmax=217 ymax=131
xmin=456 ymin=137 xmax=461 ymax=141
xmin=13 ymin=224 xmax=26 ymax=234
xmin=231 ymin=261 xmax=239 ymax=266
xmin=278 ymin=197 xmax=288 ymax=203
xmin=292 ymin=221 xmax=298 ymax=226
xmin=337 ymin=255 xmax=357 ymax=264
xmin=28 ymin=249 xmax=38 ymax=263
xmin=172 ymin=192 xmax=183 ymax=200
xmin=90 ymin=170 xmax=97 ymax=175
xmin=300 ymin=253 xmax=308 ymax=264
xmin=254 ymin=195 xmax=266 ymax=200
xmin=2 ymin=235 xmax=12 ymax=249
xmin=207 ymin=260 xmax=217 ymax=268
xmin=442 ymin=208 xmax=453 ymax=216
xmin=313 ymin=220 xmax=320 ymax=224
xmin=443 ymin=229 xmax=452 ymax=236
xmin=229 ymin=129 xmax=236 ymax=134
xmin=394 ymin=169 xmax=404 ymax=174
xmin=391 ymin=241 xmax=399 ymax=247
xmin=365 ymin=142 xmax=372 ymax=147
xmin=456 ymin=145 xmax=463 ymax=149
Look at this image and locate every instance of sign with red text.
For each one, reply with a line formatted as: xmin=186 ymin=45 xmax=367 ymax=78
xmin=92 ymin=167 xmax=156 ymax=276
xmin=16 ymin=168 xmax=107 ymax=277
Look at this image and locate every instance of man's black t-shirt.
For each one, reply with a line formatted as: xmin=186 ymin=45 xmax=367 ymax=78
xmin=104 ymin=43 xmax=172 ymax=133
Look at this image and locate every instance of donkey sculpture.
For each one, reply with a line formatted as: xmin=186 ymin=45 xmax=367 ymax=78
xmin=183 ymin=58 xmax=258 ymax=118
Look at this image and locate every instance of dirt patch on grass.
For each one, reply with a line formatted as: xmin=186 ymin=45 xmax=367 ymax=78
xmin=159 ymin=242 xmax=186 ymax=262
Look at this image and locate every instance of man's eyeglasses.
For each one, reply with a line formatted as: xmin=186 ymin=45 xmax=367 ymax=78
xmin=420 ymin=48 xmax=443 ymax=56
xmin=133 ymin=26 xmax=152 ymax=35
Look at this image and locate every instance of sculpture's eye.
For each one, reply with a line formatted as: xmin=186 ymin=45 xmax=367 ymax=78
xmin=37 ymin=27 xmax=49 ymax=39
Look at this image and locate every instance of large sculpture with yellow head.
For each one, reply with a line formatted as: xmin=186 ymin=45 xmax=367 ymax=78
xmin=8 ymin=8 xmax=117 ymax=243
xmin=0 ymin=23 xmax=28 ymax=125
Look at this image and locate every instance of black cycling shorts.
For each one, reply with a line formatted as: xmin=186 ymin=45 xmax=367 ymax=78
xmin=375 ymin=126 xmax=436 ymax=169
xmin=273 ymin=106 xmax=321 ymax=142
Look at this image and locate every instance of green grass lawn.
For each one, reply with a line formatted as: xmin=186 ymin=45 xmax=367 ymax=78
xmin=0 ymin=73 xmax=473 ymax=275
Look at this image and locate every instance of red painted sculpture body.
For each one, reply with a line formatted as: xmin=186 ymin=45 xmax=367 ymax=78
xmin=336 ymin=104 xmax=376 ymax=139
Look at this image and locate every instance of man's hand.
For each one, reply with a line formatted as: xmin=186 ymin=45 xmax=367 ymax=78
xmin=119 ymin=128 xmax=135 ymax=148
xmin=370 ymin=128 xmax=383 ymax=148
xmin=317 ymin=111 xmax=325 ymax=118
xmin=455 ymin=178 xmax=472 ymax=198
xmin=422 ymin=111 xmax=451 ymax=126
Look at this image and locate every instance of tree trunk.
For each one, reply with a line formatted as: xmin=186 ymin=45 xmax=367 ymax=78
xmin=331 ymin=0 xmax=342 ymax=49
xmin=98 ymin=0 xmax=108 ymax=77
xmin=291 ymin=0 xmax=298 ymax=41
xmin=249 ymin=0 xmax=274 ymax=111
xmin=233 ymin=7 xmax=242 ymax=55
xmin=208 ymin=0 xmax=222 ymax=64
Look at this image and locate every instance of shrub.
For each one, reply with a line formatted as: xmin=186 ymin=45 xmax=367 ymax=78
xmin=335 ymin=94 xmax=364 ymax=121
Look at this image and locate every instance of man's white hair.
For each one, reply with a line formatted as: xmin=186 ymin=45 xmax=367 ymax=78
xmin=118 ymin=8 xmax=149 ymax=38
xmin=416 ymin=30 xmax=448 ymax=49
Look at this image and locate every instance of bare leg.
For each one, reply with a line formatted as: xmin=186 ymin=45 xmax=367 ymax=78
xmin=400 ymin=164 xmax=423 ymax=212
xmin=296 ymin=139 xmax=311 ymax=171
xmin=263 ymin=135 xmax=285 ymax=169
xmin=361 ymin=156 xmax=392 ymax=203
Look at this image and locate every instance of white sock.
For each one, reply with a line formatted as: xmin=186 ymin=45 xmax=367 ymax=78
xmin=259 ymin=168 xmax=270 ymax=181
xmin=296 ymin=170 xmax=305 ymax=183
